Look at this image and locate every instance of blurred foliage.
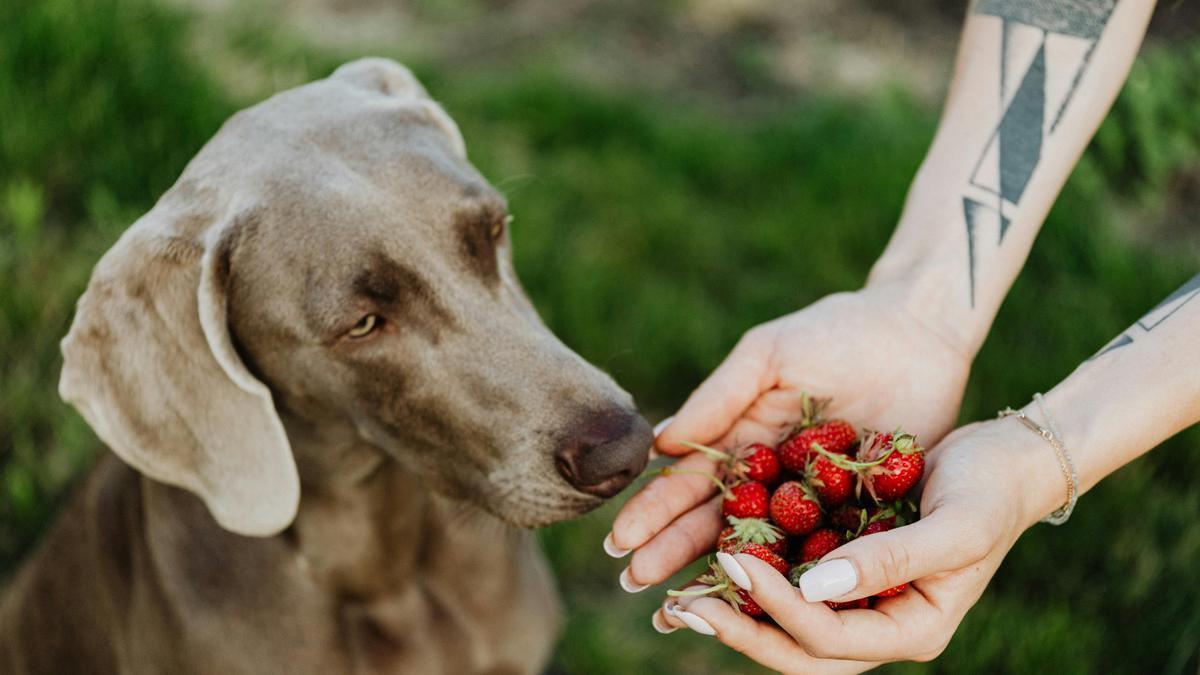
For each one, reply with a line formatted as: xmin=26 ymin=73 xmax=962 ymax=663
xmin=1 ymin=0 xmax=1199 ymax=673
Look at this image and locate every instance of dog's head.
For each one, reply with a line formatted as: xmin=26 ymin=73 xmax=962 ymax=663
xmin=59 ymin=58 xmax=652 ymax=535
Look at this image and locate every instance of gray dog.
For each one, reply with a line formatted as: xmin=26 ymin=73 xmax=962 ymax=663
xmin=0 ymin=58 xmax=653 ymax=674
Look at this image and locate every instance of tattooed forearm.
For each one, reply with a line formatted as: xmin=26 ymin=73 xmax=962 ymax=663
xmin=963 ymin=0 xmax=1118 ymax=306
xmin=1092 ymin=273 xmax=1200 ymax=359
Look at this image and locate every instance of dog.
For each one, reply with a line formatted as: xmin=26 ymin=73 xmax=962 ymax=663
xmin=0 ymin=58 xmax=653 ymax=674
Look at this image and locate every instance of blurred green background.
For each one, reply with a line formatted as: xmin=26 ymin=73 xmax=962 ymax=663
xmin=2 ymin=0 xmax=1199 ymax=672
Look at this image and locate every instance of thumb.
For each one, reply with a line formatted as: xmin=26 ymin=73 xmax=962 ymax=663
xmin=796 ymin=509 xmax=989 ymax=602
xmin=656 ymin=328 xmax=775 ymax=455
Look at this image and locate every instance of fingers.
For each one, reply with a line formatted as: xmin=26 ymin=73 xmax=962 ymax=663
xmin=656 ymin=328 xmax=775 ymax=455
xmin=676 ymin=597 xmax=877 ymax=674
xmin=797 ymin=508 xmax=989 ymax=602
xmin=608 ymin=452 xmax=721 ymax=553
xmin=727 ymin=553 xmax=940 ymax=662
xmin=624 ymin=496 xmax=724 ymax=587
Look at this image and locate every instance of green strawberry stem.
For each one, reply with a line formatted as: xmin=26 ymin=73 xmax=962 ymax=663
xmin=659 ymin=467 xmax=731 ymax=497
xmin=667 ymin=583 xmax=727 ymax=597
xmin=678 ymin=440 xmax=734 ymax=462
xmin=812 ymin=441 xmax=889 ymax=470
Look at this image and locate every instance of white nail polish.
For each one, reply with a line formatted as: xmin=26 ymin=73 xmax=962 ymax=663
xmin=653 ymin=416 xmax=675 ymax=437
xmin=652 ymin=611 xmax=678 ymax=634
xmin=675 ymin=610 xmax=716 ymax=636
xmin=798 ymin=559 xmax=858 ymax=602
xmin=716 ymin=552 xmax=752 ymax=591
xmin=619 ymin=566 xmax=649 ymax=593
xmin=603 ymin=532 xmax=630 ymax=559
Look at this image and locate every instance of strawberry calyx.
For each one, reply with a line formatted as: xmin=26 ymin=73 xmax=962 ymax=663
xmin=787 ymin=561 xmax=818 ymax=587
xmin=726 ymin=516 xmax=784 ymax=547
xmin=666 ymin=560 xmax=756 ymax=614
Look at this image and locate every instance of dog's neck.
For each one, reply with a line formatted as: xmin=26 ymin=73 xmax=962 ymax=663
xmin=285 ymin=430 xmax=519 ymax=600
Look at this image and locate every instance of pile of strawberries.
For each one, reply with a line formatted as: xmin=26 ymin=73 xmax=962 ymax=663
xmin=670 ymin=396 xmax=925 ymax=616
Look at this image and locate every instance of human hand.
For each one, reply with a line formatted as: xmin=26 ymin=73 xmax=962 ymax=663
xmin=606 ymin=283 xmax=972 ymax=589
xmin=658 ymin=417 xmax=1063 ymax=672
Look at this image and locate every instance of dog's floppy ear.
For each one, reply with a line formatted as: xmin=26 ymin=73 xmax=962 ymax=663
xmin=330 ymin=57 xmax=467 ymax=159
xmin=59 ymin=209 xmax=298 ymax=537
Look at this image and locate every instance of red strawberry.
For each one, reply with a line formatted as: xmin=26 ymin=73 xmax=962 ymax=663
xmin=723 ymin=481 xmax=769 ymax=519
xmin=737 ymin=542 xmax=790 ymax=576
xmin=775 ymin=395 xmax=858 ymax=472
xmin=869 ymin=448 xmax=925 ymax=501
xmin=799 ymin=528 xmax=843 ymax=563
xmin=861 ymin=520 xmax=890 ymax=536
xmin=830 ymin=504 xmax=866 ymax=532
xmin=821 ymin=430 xmax=925 ymax=503
xmin=736 ymin=588 xmax=766 ymax=616
xmin=826 ymin=598 xmax=870 ymax=610
xmin=768 ymin=481 xmax=822 ymax=535
xmin=778 ymin=420 xmax=857 ymax=472
xmin=718 ymin=517 xmax=786 ymax=556
xmin=875 ymin=583 xmax=907 ymax=598
xmin=740 ymin=443 xmax=781 ymax=485
xmin=806 ymin=455 xmax=854 ymax=506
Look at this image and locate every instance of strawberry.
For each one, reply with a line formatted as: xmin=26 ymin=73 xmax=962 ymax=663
xmin=861 ymin=520 xmax=891 ymax=536
xmin=723 ymin=481 xmax=770 ymax=519
xmin=677 ymin=440 xmax=781 ymax=487
xmin=875 ymin=584 xmax=907 ymax=598
xmin=768 ymin=481 xmax=822 ymax=536
xmin=815 ymin=430 xmax=925 ymax=503
xmin=669 ymin=544 xmax=787 ymax=618
xmin=805 ymin=454 xmax=854 ymax=507
xmin=830 ymin=504 xmax=866 ymax=532
xmin=740 ymin=443 xmax=781 ymax=485
xmin=718 ymin=517 xmax=786 ymax=556
xmin=777 ymin=420 xmax=857 ymax=472
xmin=869 ymin=448 xmax=925 ymax=501
xmin=826 ymin=598 xmax=870 ymax=610
xmin=736 ymin=542 xmax=790 ymax=576
xmin=775 ymin=395 xmax=858 ymax=472
xmin=736 ymin=588 xmax=766 ymax=616
xmin=799 ymin=528 xmax=843 ymax=563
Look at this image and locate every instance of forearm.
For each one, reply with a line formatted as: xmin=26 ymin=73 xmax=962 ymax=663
xmin=868 ymin=0 xmax=1156 ymax=358
xmin=1015 ymin=274 xmax=1200 ymax=526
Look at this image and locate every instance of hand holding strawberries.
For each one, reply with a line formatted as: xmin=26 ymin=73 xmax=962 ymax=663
xmin=657 ymin=418 xmax=1064 ymax=672
xmin=606 ymin=285 xmax=970 ymax=587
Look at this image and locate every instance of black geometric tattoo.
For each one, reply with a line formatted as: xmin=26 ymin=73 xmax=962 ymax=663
xmin=1092 ymin=273 xmax=1200 ymax=359
xmin=963 ymin=0 xmax=1117 ymax=306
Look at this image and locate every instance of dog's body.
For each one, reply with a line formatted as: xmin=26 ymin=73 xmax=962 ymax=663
xmin=0 ymin=59 xmax=651 ymax=674
xmin=0 ymin=455 xmax=560 ymax=674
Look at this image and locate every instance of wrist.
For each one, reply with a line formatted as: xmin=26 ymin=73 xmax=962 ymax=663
xmin=863 ymin=253 xmax=983 ymax=364
xmin=988 ymin=413 xmax=1077 ymax=532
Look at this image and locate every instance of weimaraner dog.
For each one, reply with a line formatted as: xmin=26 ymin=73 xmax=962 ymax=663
xmin=0 ymin=58 xmax=653 ymax=674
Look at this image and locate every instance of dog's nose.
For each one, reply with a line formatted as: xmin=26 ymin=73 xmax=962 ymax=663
xmin=555 ymin=408 xmax=653 ymax=498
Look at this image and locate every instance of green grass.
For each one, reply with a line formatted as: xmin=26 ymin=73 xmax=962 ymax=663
xmin=2 ymin=1 xmax=1199 ymax=672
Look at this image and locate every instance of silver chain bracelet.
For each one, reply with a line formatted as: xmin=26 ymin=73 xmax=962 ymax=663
xmin=997 ymin=393 xmax=1079 ymax=525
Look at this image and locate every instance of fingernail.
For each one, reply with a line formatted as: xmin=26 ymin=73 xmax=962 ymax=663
xmin=798 ymin=559 xmax=858 ymax=602
xmin=619 ymin=566 xmax=649 ymax=593
xmin=603 ymin=532 xmax=630 ymax=559
xmin=670 ymin=585 xmax=707 ymax=611
xmin=653 ymin=416 xmax=675 ymax=437
xmin=651 ymin=611 xmax=678 ymax=634
xmin=716 ymin=552 xmax=751 ymax=591
xmin=675 ymin=610 xmax=716 ymax=636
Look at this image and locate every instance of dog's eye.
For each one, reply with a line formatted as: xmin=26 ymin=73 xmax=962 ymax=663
xmin=490 ymin=215 xmax=512 ymax=240
xmin=348 ymin=314 xmax=380 ymax=339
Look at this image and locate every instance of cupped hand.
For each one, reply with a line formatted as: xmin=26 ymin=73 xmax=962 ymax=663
xmin=656 ymin=417 xmax=1062 ymax=672
xmin=606 ymin=284 xmax=971 ymax=588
